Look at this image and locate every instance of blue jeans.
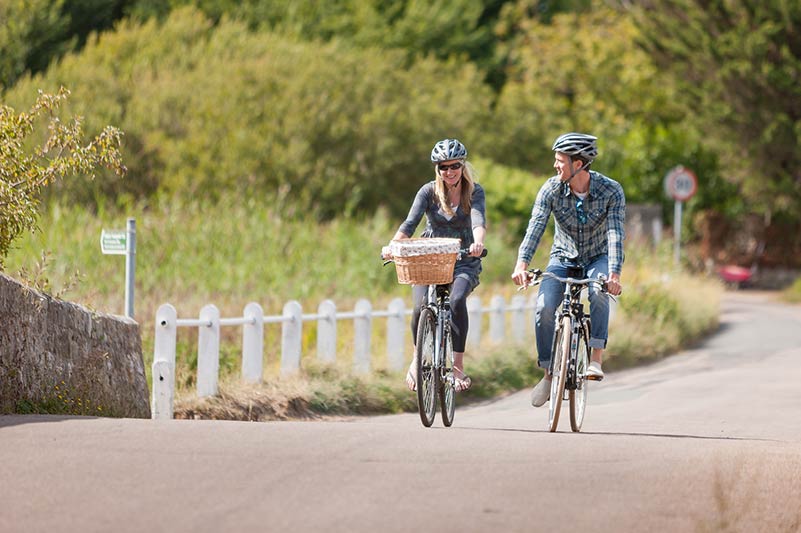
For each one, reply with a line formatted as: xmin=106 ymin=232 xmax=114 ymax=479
xmin=534 ymin=255 xmax=611 ymax=369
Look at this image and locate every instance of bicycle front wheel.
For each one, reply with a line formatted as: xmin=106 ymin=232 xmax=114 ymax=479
xmin=569 ymin=320 xmax=591 ymax=432
xmin=548 ymin=316 xmax=571 ymax=432
xmin=415 ymin=307 xmax=437 ymax=427
xmin=439 ymin=322 xmax=455 ymax=427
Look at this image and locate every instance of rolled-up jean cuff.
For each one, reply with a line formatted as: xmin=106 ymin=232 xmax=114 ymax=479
xmin=589 ymin=337 xmax=607 ymax=350
xmin=538 ymin=360 xmax=550 ymax=369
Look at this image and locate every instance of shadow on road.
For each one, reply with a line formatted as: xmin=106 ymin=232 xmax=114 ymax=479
xmin=0 ymin=414 xmax=96 ymax=429
xmin=449 ymin=425 xmax=781 ymax=443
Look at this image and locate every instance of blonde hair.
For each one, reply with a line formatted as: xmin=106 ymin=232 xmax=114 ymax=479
xmin=434 ymin=161 xmax=478 ymax=217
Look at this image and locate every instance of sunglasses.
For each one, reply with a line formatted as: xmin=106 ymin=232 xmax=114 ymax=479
xmin=576 ymin=198 xmax=588 ymax=225
xmin=438 ymin=162 xmax=463 ymax=172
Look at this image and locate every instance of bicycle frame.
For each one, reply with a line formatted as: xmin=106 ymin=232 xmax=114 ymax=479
xmin=425 ymin=284 xmax=452 ymax=386
xmin=553 ymin=277 xmax=590 ymax=392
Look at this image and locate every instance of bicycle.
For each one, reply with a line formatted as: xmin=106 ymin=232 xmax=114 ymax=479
xmin=384 ymin=246 xmax=487 ymax=427
xmin=519 ymin=266 xmax=610 ymax=432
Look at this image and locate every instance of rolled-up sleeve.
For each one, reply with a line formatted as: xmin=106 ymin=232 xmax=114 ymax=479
xmin=607 ymin=182 xmax=626 ymax=274
xmin=517 ymin=181 xmax=554 ymax=264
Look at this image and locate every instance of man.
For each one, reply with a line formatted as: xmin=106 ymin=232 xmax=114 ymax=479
xmin=511 ymin=132 xmax=625 ymax=407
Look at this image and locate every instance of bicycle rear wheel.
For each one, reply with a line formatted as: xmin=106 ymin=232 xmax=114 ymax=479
xmin=569 ymin=321 xmax=591 ymax=432
xmin=415 ymin=307 xmax=437 ymax=427
xmin=439 ymin=323 xmax=455 ymax=427
xmin=548 ymin=316 xmax=571 ymax=432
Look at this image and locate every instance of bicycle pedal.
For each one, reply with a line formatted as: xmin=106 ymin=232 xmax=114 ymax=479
xmin=586 ymin=374 xmax=604 ymax=381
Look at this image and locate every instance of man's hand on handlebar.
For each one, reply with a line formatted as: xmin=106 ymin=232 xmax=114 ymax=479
xmin=605 ymin=272 xmax=622 ymax=296
xmin=511 ymin=261 xmax=532 ymax=288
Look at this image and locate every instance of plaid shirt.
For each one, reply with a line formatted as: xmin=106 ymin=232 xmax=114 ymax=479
xmin=517 ymin=171 xmax=626 ymax=274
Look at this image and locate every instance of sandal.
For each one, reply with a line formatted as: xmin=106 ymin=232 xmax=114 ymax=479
xmin=454 ymin=374 xmax=472 ymax=392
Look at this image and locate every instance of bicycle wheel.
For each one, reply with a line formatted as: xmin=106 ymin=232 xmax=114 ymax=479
xmin=548 ymin=316 xmax=571 ymax=432
xmin=569 ymin=320 xmax=591 ymax=432
xmin=439 ymin=322 xmax=455 ymax=427
xmin=415 ymin=307 xmax=437 ymax=427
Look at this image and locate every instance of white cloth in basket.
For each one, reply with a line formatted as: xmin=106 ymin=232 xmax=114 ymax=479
xmin=390 ymin=238 xmax=460 ymax=258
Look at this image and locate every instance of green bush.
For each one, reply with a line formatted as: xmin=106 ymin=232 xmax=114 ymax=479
xmin=6 ymin=7 xmax=494 ymax=220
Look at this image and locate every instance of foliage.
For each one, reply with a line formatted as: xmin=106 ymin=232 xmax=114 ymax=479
xmin=474 ymin=155 xmax=549 ymax=242
xmin=0 ymin=0 xmax=131 ymax=91
xmin=606 ymin=243 xmax=722 ymax=368
xmin=5 ymin=7 xmax=495 ymax=219
xmin=781 ymin=277 xmax=801 ymax=304
xmin=0 ymin=87 xmax=125 ymax=267
xmin=0 ymin=0 xmax=69 ymax=90
xmin=627 ymin=0 xmax=801 ymax=220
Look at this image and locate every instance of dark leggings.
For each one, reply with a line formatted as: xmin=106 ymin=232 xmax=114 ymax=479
xmin=411 ymin=277 xmax=473 ymax=352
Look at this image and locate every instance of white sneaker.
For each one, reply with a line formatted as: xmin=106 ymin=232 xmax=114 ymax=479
xmin=530 ymin=377 xmax=551 ymax=407
xmin=586 ymin=361 xmax=604 ymax=381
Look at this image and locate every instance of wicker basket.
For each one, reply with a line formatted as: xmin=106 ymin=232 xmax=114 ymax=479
xmin=390 ymin=238 xmax=460 ymax=285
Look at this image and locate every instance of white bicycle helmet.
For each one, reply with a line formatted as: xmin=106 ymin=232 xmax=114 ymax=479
xmin=552 ymin=132 xmax=598 ymax=162
xmin=431 ymin=138 xmax=467 ymax=163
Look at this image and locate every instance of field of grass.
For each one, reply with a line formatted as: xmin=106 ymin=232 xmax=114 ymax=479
xmin=4 ymin=196 xmax=723 ymax=418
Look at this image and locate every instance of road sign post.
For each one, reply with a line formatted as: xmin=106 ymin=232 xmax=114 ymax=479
xmin=101 ymin=218 xmax=136 ymax=319
xmin=664 ymin=166 xmax=698 ymax=266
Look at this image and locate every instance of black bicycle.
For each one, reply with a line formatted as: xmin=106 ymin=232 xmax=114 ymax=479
xmin=413 ymin=247 xmax=487 ymax=427
xmin=384 ymin=247 xmax=486 ymax=427
xmin=520 ymin=266 xmax=609 ymax=432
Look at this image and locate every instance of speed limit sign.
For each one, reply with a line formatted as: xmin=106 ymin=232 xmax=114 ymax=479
xmin=664 ymin=166 xmax=698 ymax=201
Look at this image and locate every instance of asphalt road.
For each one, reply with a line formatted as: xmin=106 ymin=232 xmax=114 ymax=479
xmin=1 ymin=291 xmax=800 ymax=533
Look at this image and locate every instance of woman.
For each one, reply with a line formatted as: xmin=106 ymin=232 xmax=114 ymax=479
xmin=386 ymin=138 xmax=486 ymax=392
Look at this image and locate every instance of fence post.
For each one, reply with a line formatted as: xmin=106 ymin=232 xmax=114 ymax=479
xmin=353 ymin=299 xmax=372 ymax=374
xmin=467 ymin=296 xmax=482 ymax=348
xmin=317 ymin=300 xmax=337 ymax=363
xmin=197 ymin=304 xmax=220 ymax=398
xmin=152 ymin=303 xmax=177 ymax=419
xmin=489 ymin=295 xmax=506 ymax=343
xmin=281 ymin=301 xmax=303 ymax=376
xmin=386 ymin=297 xmax=406 ymax=371
xmin=510 ymin=294 xmax=527 ymax=343
xmin=151 ymin=361 xmax=172 ymax=420
xmin=241 ymin=302 xmax=264 ymax=384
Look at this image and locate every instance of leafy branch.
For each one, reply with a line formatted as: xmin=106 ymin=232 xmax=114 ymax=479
xmin=0 ymin=87 xmax=126 ymax=266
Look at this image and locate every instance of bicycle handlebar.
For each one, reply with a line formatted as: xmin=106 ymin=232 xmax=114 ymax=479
xmin=382 ymin=247 xmax=487 ymax=265
xmin=517 ymin=269 xmax=609 ymax=293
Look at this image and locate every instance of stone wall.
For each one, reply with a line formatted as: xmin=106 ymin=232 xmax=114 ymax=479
xmin=0 ymin=272 xmax=149 ymax=418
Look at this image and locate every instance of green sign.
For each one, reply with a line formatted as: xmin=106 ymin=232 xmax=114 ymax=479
xmin=101 ymin=230 xmax=127 ymax=255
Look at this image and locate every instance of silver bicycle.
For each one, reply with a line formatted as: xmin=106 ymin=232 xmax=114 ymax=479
xmin=521 ymin=268 xmax=609 ymax=432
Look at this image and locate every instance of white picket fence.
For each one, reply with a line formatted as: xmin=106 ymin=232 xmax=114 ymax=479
xmin=150 ymin=293 xmax=538 ymax=419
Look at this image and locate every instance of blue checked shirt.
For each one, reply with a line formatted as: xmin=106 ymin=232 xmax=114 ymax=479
xmin=517 ymin=171 xmax=626 ymax=274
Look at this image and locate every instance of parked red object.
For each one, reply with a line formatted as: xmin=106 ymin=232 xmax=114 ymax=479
xmin=717 ymin=265 xmax=754 ymax=284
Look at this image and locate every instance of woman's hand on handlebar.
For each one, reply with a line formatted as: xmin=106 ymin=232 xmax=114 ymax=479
xmin=468 ymin=242 xmax=485 ymax=257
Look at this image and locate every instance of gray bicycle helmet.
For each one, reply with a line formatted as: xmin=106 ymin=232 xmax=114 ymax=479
xmin=552 ymin=132 xmax=598 ymax=162
xmin=430 ymin=138 xmax=467 ymax=163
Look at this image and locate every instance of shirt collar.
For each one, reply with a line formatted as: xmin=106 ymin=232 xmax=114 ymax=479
xmin=562 ymin=171 xmax=595 ymax=197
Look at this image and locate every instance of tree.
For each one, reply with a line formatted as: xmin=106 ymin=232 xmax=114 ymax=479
xmin=0 ymin=0 xmax=69 ymax=90
xmin=626 ymin=0 xmax=801 ymax=221
xmin=0 ymin=87 xmax=126 ymax=266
